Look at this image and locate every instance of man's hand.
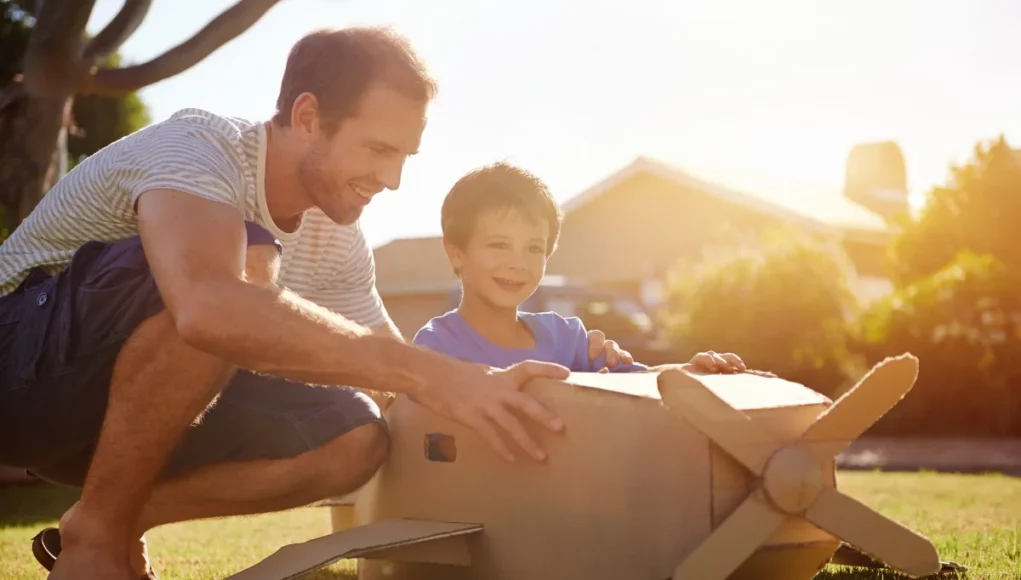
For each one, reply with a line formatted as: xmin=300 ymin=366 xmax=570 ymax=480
xmin=686 ymin=351 xmax=747 ymax=374
xmin=411 ymin=359 xmax=569 ymax=463
xmin=586 ymin=329 xmax=633 ymax=371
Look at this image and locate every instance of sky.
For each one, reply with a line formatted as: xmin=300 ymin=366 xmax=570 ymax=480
xmin=87 ymin=0 xmax=1021 ymax=248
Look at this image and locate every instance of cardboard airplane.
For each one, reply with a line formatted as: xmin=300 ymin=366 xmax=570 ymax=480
xmin=227 ymin=353 xmax=952 ymax=580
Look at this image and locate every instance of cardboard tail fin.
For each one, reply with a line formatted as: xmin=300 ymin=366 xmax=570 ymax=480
xmin=224 ymin=518 xmax=483 ymax=580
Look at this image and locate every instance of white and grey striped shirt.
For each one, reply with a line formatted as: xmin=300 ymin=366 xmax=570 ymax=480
xmin=0 ymin=108 xmax=387 ymax=329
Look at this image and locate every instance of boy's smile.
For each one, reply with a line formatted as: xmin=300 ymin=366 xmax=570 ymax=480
xmin=493 ymin=276 xmax=528 ymax=293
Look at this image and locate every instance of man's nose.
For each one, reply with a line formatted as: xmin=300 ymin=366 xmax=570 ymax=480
xmin=378 ymin=158 xmax=405 ymax=192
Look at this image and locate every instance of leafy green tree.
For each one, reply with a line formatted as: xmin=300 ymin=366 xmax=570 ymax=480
xmin=856 ymin=251 xmax=1020 ymax=436
xmin=1 ymin=1 xmax=151 ymax=230
xmin=854 ymin=137 xmax=1021 ymax=436
xmin=661 ymin=226 xmax=863 ymax=397
xmin=0 ymin=0 xmax=282 ymax=232
xmin=890 ymin=136 xmax=1021 ymax=284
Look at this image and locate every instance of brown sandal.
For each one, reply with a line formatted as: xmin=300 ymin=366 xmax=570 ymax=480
xmin=31 ymin=527 xmax=160 ymax=580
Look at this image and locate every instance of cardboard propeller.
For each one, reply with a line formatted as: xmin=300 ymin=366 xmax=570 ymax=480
xmin=658 ymin=353 xmax=942 ymax=580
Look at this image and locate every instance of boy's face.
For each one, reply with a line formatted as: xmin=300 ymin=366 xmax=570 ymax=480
xmin=446 ymin=208 xmax=550 ymax=310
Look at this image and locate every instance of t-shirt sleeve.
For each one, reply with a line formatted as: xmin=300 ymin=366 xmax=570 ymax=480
xmin=322 ymin=221 xmax=388 ymax=329
xmin=560 ymin=316 xmax=599 ymax=372
xmin=411 ymin=325 xmax=450 ymax=354
xmin=129 ymin=118 xmax=246 ymax=210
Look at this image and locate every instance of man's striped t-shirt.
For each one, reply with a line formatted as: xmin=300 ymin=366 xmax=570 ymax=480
xmin=0 ymin=108 xmax=388 ymax=329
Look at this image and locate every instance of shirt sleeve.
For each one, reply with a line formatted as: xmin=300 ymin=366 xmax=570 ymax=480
xmin=129 ymin=117 xmax=246 ymax=210
xmin=316 ymin=221 xmax=388 ymax=329
xmin=412 ymin=325 xmax=447 ymax=353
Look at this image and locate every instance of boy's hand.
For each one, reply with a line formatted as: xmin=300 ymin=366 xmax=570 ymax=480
xmin=586 ymin=329 xmax=633 ymax=369
xmin=686 ymin=350 xmax=746 ymax=374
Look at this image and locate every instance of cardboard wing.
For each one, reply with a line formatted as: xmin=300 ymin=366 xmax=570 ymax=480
xmin=224 ymin=518 xmax=483 ymax=580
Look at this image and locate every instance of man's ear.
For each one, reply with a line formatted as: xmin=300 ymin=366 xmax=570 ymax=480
xmin=290 ymin=92 xmax=322 ymax=141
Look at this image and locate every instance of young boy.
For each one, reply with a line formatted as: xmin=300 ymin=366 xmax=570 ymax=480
xmin=412 ymin=161 xmax=747 ymax=375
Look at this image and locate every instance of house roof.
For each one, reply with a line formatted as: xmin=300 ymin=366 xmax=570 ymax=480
xmin=373 ymin=156 xmax=894 ymax=293
xmin=563 ymin=156 xmax=892 ymax=234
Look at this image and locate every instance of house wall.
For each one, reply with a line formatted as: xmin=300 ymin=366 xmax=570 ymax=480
xmin=546 ymin=172 xmax=892 ymax=304
xmin=547 ymin=172 xmax=801 ymax=285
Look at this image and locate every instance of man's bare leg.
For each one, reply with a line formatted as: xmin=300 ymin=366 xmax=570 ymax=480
xmin=50 ymin=245 xmax=279 ymax=580
xmin=51 ymin=311 xmax=234 ymax=579
xmin=56 ymin=422 xmax=387 ymax=576
xmin=138 ymin=421 xmax=387 ymax=530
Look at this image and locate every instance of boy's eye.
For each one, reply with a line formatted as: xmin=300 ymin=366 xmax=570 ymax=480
xmin=529 ymin=245 xmax=545 ymax=253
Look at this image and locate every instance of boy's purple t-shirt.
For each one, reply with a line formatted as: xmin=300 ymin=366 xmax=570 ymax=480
xmin=412 ymin=310 xmax=648 ymax=373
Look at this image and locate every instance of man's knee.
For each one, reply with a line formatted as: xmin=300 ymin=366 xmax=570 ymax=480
xmin=317 ymin=422 xmax=390 ymax=492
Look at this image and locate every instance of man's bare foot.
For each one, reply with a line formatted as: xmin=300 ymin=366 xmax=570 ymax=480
xmin=56 ymin=502 xmax=153 ymax=579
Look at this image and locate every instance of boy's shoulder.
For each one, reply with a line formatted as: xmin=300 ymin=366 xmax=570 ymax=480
xmin=520 ymin=310 xmax=587 ymax=336
xmin=412 ymin=310 xmax=461 ymax=344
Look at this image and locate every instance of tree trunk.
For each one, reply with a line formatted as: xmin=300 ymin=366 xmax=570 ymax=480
xmin=0 ymin=91 xmax=70 ymax=227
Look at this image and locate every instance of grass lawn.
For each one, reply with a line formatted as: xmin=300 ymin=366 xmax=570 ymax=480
xmin=1 ymin=471 xmax=1018 ymax=579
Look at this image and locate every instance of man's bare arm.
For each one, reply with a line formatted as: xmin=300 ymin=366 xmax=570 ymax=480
xmin=359 ymin=317 xmax=406 ymax=410
xmin=373 ymin=316 xmax=405 ymax=343
xmin=138 ymin=189 xmax=457 ymax=393
xmin=137 ymin=189 xmax=568 ymax=462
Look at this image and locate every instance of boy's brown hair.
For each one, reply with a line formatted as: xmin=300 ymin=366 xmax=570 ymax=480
xmin=440 ymin=161 xmax=563 ymax=259
xmin=272 ymin=26 xmax=437 ymax=135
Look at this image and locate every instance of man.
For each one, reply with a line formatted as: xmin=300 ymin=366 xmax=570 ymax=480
xmin=0 ymin=27 xmax=644 ymax=580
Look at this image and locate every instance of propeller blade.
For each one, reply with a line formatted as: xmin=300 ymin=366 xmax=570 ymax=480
xmin=657 ymin=370 xmax=779 ymax=474
xmin=804 ymin=487 xmax=941 ymax=578
xmin=671 ymin=493 xmax=785 ymax=580
xmin=801 ymin=354 xmax=919 ymax=458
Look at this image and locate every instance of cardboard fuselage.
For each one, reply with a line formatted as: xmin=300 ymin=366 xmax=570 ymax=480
xmin=351 ymin=371 xmax=839 ymax=580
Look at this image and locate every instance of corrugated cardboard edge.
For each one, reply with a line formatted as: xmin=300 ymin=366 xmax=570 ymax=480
xmin=223 ymin=518 xmax=483 ymax=580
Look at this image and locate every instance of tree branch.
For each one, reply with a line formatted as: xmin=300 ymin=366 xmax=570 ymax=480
xmin=79 ymin=0 xmax=282 ymax=97
xmin=83 ymin=0 xmax=152 ymax=62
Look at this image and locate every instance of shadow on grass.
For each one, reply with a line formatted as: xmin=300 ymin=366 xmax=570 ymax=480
xmin=0 ymin=482 xmax=80 ymax=527
xmin=816 ymin=567 xmax=967 ymax=580
xmin=302 ymin=569 xmax=357 ymax=580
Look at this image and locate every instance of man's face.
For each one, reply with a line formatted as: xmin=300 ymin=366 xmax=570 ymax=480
xmin=300 ymin=84 xmax=427 ymax=225
xmin=447 ymin=209 xmax=550 ymax=311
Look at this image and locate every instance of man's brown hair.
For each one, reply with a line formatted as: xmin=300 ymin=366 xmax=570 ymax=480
xmin=273 ymin=26 xmax=437 ymax=134
xmin=441 ymin=162 xmax=563 ymax=259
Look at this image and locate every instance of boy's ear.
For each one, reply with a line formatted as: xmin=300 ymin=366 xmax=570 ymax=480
xmin=442 ymin=238 xmax=464 ymax=276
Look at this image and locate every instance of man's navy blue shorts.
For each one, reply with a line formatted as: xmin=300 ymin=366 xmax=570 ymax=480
xmin=0 ymin=222 xmax=385 ymax=487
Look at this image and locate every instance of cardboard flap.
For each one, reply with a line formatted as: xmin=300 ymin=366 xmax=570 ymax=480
xmin=224 ymin=518 xmax=483 ymax=580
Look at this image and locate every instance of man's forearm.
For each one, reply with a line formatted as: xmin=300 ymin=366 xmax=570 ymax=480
xmin=181 ymin=279 xmax=470 ymax=394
